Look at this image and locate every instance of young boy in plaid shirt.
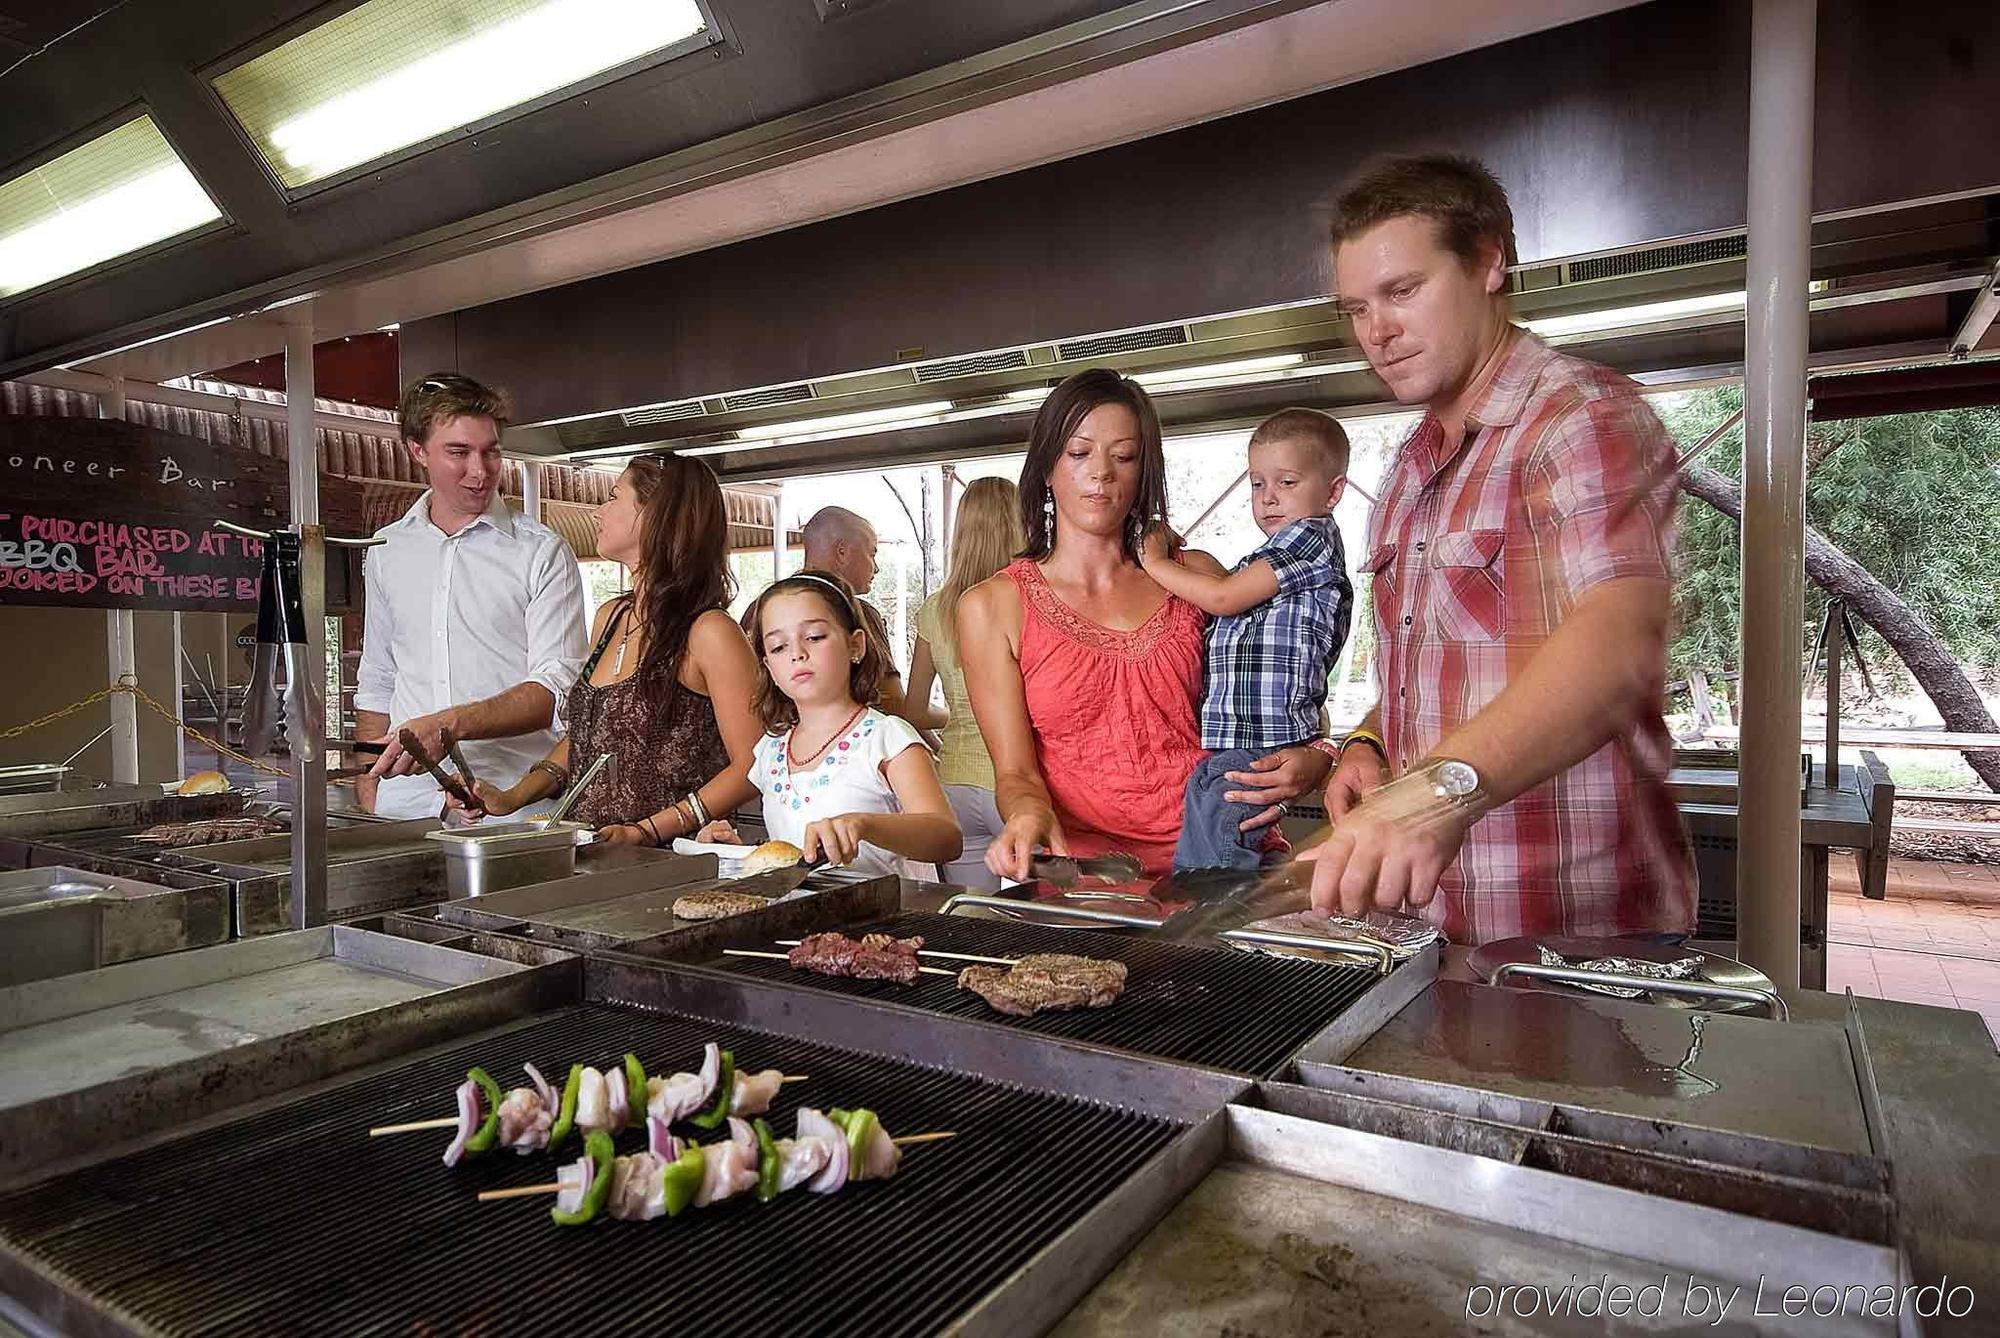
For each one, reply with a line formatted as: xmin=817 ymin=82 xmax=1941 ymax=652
xmin=1140 ymin=409 xmax=1354 ymax=870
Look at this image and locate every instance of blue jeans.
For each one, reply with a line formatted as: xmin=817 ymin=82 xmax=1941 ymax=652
xmin=1175 ymin=747 xmax=1287 ymax=871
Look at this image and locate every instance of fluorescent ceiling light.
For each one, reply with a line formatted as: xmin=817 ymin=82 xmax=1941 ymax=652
xmin=1132 ymin=353 xmax=1304 ymax=386
xmin=214 ymin=0 xmax=708 ymax=189
xmin=0 ymin=117 xmax=221 ymax=300
xmin=1526 ymin=290 xmax=1747 ymax=337
xmin=1003 ymin=387 xmax=1052 ymax=403
xmin=1140 ymin=357 xmax=1370 ymax=395
xmin=733 ymin=401 xmax=953 ymax=441
xmin=941 ymin=402 xmax=1038 ymax=425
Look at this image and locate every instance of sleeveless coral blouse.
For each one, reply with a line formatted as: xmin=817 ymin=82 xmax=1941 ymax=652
xmin=1003 ymin=558 xmax=1207 ymax=876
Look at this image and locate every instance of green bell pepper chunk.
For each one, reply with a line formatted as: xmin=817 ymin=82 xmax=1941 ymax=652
xmin=548 ymin=1063 xmax=584 ymax=1150
xmin=550 ymin=1130 xmax=615 ymax=1227
xmin=689 ymin=1050 xmax=735 ymax=1129
xmin=842 ymin=1109 xmax=879 ymax=1180
xmin=622 ymin=1053 xmax=647 ymax=1127
xmin=754 ymin=1118 xmax=780 ymax=1203
xmin=463 ymin=1067 xmax=504 ymax=1155
xmin=662 ymin=1144 xmax=705 ymax=1218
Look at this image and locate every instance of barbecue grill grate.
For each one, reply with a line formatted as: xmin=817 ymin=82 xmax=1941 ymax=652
xmin=0 ymin=1003 xmax=1180 ymax=1338
xmin=691 ymin=911 xmax=1380 ymax=1077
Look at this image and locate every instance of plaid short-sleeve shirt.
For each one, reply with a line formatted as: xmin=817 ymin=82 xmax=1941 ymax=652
xmin=1368 ymin=330 xmax=1695 ymax=945
xmin=1200 ymin=515 xmax=1353 ymax=750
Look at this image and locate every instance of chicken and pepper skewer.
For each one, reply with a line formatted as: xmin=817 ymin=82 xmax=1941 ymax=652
xmin=366 ymin=1043 xmax=805 ymax=1165
xmin=476 ymin=1107 xmax=955 ymax=1226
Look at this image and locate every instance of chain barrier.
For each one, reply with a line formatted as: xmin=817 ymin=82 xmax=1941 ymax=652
xmin=0 ymin=677 xmax=291 ymax=778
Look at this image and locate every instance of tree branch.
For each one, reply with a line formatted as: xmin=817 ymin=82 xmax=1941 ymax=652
xmin=1681 ymin=463 xmax=2000 ymax=791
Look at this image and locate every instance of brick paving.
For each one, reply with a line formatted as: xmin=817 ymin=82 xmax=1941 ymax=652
xmin=1824 ymin=856 xmax=2000 ymax=1048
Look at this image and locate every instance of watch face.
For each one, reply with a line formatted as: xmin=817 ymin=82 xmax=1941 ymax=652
xmin=1435 ymin=759 xmax=1481 ymax=799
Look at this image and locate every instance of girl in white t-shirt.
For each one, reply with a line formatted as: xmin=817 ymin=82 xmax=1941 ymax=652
xmin=744 ymin=570 xmax=961 ymax=879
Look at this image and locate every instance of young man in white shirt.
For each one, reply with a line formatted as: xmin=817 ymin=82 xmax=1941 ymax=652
xmin=355 ymin=374 xmax=588 ymax=819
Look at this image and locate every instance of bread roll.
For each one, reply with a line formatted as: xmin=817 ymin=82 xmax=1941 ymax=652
xmin=738 ymin=839 xmax=804 ymax=876
xmin=177 ymin=769 xmax=231 ymax=796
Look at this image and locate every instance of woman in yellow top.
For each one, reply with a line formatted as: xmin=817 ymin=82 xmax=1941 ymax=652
xmin=903 ymin=478 xmax=1024 ymax=889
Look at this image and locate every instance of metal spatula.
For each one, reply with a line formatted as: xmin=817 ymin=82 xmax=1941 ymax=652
xmin=1028 ymin=851 xmax=1145 ymax=888
xmin=755 ymin=854 xmax=828 ymax=896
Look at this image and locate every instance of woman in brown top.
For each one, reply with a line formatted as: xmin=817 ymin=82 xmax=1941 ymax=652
xmin=450 ymin=454 xmax=760 ymax=845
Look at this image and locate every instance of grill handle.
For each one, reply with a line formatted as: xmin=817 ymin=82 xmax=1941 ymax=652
xmin=1489 ymin=961 xmax=1789 ymax=1020
xmin=1217 ymin=927 xmax=1393 ymax=976
xmin=938 ymin=893 xmax=1166 ymax=929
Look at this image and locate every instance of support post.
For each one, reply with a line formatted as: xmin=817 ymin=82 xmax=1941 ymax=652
xmin=519 ymin=459 xmax=541 ymax=523
xmin=1823 ymin=599 xmax=1842 ymax=790
xmin=286 ymin=318 xmax=327 ymax=930
xmin=98 ymin=374 xmax=140 ymax=784
xmin=1736 ymin=0 xmax=1817 ymax=988
xmin=770 ymin=482 xmax=788 ymax=584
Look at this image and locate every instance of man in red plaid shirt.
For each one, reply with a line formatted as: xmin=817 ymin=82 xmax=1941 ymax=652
xmin=1304 ymin=155 xmax=1695 ymax=945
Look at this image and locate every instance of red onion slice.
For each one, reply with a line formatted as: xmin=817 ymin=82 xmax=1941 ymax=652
xmin=697 ymin=1043 xmax=720 ymax=1103
xmin=441 ymin=1079 xmax=479 ymax=1167
xmin=798 ymin=1108 xmax=848 ymax=1193
xmin=524 ymin=1063 xmax=554 ymax=1111
xmin=647 ymin=1114 xmax=679 ymax=1161
xmin=727 ymin=1115 xmax=757 ymax=1161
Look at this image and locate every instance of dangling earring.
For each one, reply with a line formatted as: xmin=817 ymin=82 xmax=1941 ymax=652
xmin=1043 ymin=487 xmax=1056 ymax=528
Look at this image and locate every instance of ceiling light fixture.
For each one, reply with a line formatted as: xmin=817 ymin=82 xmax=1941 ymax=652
xmin=214 ymin=0 xmax=708 ymax=189
xmin=1525 ymin=290 xmax=1747 ymax=338
xmin=0 ymin=117 xmax=220 ymax=300
xmin=1132 ymin=353 xmax=1305 ymax=386
xmin=731 ymin=401 xmax=954 ymax=442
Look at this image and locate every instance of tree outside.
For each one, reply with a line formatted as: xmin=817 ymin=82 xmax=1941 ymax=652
xmin=1655 ymin=387 xmax=2000 ymax=687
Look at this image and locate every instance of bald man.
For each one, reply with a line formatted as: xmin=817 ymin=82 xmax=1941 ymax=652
xmin=795 ymin=506 xmax=906 ymax=716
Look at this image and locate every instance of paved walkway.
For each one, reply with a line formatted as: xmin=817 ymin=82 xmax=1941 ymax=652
xmin=1825 ymin=857 xmax=2000 ymax=1046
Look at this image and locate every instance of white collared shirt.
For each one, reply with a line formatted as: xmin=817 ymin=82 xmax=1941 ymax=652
xmin=354 ymin=491 xmax=587 ymax=819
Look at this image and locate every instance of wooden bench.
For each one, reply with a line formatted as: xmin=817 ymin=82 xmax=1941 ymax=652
xmin=1856 ymin=749 xmax=1894 ymax=901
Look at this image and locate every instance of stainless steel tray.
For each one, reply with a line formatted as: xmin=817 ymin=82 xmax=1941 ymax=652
xmin=1057 ymin=1102 xmax=1909 ymax=1337
xmin=0 ymin=765 xmax=71 ymax=796
xmin=0 ymin=865 xmax=230 ymax=986
xmin=430 ymin=857 xmax=899 ymax=954
xmin=1316 ymin=978 xmax=1874 ymax=1156
xmin=0 ymin=925 xmax=574 ymax=1181
xmin=0 ymin=786 xmax=243 ymax=839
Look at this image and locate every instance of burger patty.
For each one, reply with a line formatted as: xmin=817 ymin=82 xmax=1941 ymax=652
xmin=956 ymin=953 xmax=1129 ymax=1017
xmin=672 ymin=889 xmax=768 ymax=921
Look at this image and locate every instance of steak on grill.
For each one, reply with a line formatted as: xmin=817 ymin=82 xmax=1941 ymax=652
xmin=133 ymin=816 xmax=285 ymax=847
xmin=787 ymin=932 xmax=925 ymax=984
xmin=956 ymin=953 xmax=1128 ymax=1016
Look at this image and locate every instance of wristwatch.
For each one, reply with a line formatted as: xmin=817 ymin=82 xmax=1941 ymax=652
xmin=1421 ymin=757 xmax=1487 ymax=809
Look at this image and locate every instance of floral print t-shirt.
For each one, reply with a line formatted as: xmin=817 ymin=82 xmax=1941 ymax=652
xmin=749 ymin=708 xmax=935 ymax=879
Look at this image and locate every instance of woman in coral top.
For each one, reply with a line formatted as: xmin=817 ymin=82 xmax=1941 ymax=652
xmin=957 ymin=369 xmax=1332 ymax=879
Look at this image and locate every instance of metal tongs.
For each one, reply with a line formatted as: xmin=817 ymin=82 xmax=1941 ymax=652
xmin=398 ymin=728 xmax=480 ymax=810
xmin=540 ymin=752 xmax=613 ymax=826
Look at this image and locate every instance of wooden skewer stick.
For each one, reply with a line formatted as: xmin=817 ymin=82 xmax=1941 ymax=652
xmin=775 ymin=939 xmax=1016 ymax=968
xmin=781 ymin=1075 xmax=811 ymax=1084
xmin=478 ymin=1183 xmax=565 ymax=1201
xmin=723 ymin=948 xmax=954 ymax=978
xmin=369 ymin=1117 xmax=461 ymax=1136
xmin=476 ymin=1131 xmax=960 ymax=1198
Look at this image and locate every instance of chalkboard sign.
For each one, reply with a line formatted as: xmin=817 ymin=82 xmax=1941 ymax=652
xmin=0 ymin=509 xmax=271 ymax=610
xmin=0 ymin=417 xmax=363 ymax=612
